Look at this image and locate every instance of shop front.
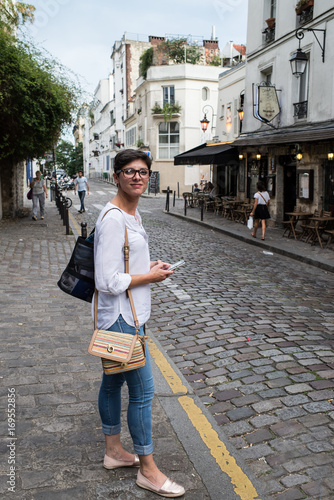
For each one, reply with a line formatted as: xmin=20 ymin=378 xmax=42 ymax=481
xmin=234 ymin=123 xmax=334 ymax=225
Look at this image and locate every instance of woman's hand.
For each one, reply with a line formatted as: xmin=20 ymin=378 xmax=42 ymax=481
xmin=150 ymin=259 xmax=170 ymax=270
xmin=148 ymin=261 xmax=174 ymax=282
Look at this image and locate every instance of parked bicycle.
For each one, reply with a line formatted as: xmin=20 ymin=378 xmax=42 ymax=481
xmin=58 ymin=187 xmax=73 ymax=208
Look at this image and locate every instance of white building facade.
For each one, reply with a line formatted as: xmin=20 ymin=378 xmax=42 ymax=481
xmin=127 ymin=63 xmax=223 ymax=193
xmin=236 ymin=0 xmax=334 ymax=223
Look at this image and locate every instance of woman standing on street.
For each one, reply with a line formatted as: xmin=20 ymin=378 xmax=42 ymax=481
xmin=93 ymin=149 xmax=185 ymax=498
xmin=250 ymin=181 xmax=270 ymax=240
xmin=30 ymin=170 xmax=48 ymax=220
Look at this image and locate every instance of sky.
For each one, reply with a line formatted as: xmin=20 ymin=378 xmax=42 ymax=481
xmin=24 ymin=0 xmax=248 ymax=98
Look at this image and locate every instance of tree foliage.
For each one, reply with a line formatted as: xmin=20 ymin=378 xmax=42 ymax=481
xmin=139 ymin=47 xmax=154 ymax=79
xmin=159 ymin=38 xmax=202 ymax=65
xmin=55 ymin=140 xmax=83 ymax=177
xmin=0 ymin=0 xmax=35 ymax=33
xmin=0 ymin=2 xmax=80 ymax=165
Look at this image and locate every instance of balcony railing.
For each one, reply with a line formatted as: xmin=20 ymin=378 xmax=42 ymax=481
xmin=293 ymin=101 xmax=308 ymax=119
xmin=262 ymin=27 xmax=275 ymax=44
xmin=297 ymin=6 xmax=313 ymax=26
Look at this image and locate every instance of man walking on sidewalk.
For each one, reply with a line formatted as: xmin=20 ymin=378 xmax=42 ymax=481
xmin=74 ymin=170 xmax=89 ymax=213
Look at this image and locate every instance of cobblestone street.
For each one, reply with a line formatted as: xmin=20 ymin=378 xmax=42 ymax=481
xmin=71 ymin=180 xmax=334 ymax=499
xmin=1 ymin=178 xmax=334 ymax=499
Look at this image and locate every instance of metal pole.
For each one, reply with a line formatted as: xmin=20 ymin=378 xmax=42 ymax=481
xmin=184 ymin=196 xmax=187 ymax=216
xmin=173 ymin=191 xmax=176 ymax=207
xmin=165 ymin=187 xmax=170 ymax=212
xmin=64 ymin=205 xmax=69 ymax=234
xmin=200 ymin=198 xmax=204 ymax=221
xmin=81 ymin=222 xmax=87 ymax=238
xmin=177 ymin=182 xmax=180 ymax=199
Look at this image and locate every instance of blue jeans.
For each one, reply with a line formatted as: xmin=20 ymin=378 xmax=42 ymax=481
xmin=78 ymin=190 xmax=85 ymax=211
xmin=32 ymin=193 xmax=45 ymax=217
xmin=98 ymin=315 xmax=154 ymax=455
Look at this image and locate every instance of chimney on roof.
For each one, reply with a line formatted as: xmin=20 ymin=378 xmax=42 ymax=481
xmin=212 ymin=25 xmax=216 ymax=40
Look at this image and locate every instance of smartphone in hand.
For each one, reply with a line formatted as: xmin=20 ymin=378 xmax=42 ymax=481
xmin=169 ymin=260 xmax=185 ymax=271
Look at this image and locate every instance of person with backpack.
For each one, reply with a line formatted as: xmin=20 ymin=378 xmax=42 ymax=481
xmin=93 ymin=149 xmax=185 ymax=498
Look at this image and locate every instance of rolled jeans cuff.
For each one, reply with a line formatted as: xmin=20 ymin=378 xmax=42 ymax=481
xmin=133 ymin=442 xmax=154 ymax=456
xmin=102 ymin=422 xmax=121 ymax=435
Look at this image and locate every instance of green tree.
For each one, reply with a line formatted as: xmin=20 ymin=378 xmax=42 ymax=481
xmin=0 ymin=0 xmax=35 ymax=33
xmin=139 ymin=47 xmax=154 ymax=79
xmin=69 ymin=142 xmax=83 ymax=177
xmin=159 ymin=38 xmax=202 ymax=65
xmin=0 ymin=2 xmax=80 ymax=216
xmin=55 ymin=140 xmax=83 ymax=177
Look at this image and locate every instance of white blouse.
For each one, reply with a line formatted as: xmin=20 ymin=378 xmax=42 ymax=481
xmin=254 ymin=191 xmax=270 ymax=205
xmin=92 ymin=202 xmax=151 ymax=329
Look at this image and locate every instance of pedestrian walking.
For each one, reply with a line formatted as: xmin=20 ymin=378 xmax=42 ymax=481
xmin=250 ymin=181 xmax=270 ymax=240
xmin=74 ymin=170 xmax=89 ymax=213
xmin=94 ymin=149 xmax=185 ymax=498
xmin=30 ymin=170 xmax=48 ymax=220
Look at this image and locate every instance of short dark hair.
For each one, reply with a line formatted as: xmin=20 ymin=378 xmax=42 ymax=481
xmin=257 ymin=181 xmax=265 ymax=191
xmin=114 ymin=149 xmax=152 ymax=173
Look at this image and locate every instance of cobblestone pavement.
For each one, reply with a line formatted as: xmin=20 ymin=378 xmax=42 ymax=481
xmin=0 ymin=193 xmax=210 ymax=499
xmin=2 ymin=179 xmax=333 ymax=500
xmin=70 ymin=180 xmax=334 ymax=500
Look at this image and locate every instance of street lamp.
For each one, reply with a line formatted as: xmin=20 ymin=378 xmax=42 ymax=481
xmin=290 ymin=28 xmax=326 ymax=77
xmin=200 ymin=105 xmax=216 ymax=134
xmin=237 ymin=89 xmax=245 ymax=133
xmin=200 ymin=113 xmax=210 ymax=132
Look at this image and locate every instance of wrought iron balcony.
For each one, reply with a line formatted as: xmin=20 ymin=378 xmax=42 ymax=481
xmin=298 ymin=6 xmax=313 ymax=26
xmin=262 ymin=27 xmax=275 ymax=44
xmin=293 ymin=101 xmax=308 ymax=119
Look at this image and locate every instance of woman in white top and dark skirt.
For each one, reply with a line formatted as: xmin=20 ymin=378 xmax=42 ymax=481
xmin=93 ymin=149 xmax=185 ymax=498
xmin=250 ymin=181 xmax=270 ymax=240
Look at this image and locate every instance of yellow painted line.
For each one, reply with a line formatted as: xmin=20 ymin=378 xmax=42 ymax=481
xmin=148 ymin=338 xmax=261 ymax=500
xmin=68 ymin=211 xmax=81 ymax=237
xmin=148 ymin=338 xmax=188 ymax=395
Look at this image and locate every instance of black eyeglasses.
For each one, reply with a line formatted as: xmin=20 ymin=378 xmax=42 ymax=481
xmin=116 ymin=168 xmax=151 ymax=178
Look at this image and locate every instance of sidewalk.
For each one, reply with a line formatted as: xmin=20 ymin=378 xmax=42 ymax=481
xmin=0 ymin=201 xmax=212 ymax=499
xmin=165 ymin=198 xmax=334 ymax=274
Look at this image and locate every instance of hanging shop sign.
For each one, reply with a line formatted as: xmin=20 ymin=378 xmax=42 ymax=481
xmin=253 ymin=84 xmax=280 ymax=127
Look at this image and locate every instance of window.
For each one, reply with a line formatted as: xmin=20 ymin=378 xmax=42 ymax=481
xmin=299 ymin=56 xmax=309 ymax=103
xmin=269 ymin=0 xmax=276 ymax=18
xmin=294 ymin=54 xmax=309 ymax=119
xmin=110 ymin=111 xmax=115 ymax=126
xmin=233 ymin=98 xmax=238 ymax=136
xmin=159 ymin=122 xmax=179 ymax=159
xmin=163 ymin=86 xmax=175 ymax=105
xmin=125 ymin=127 xmax=136 ymax=146
xmin=202 ymin=87 xmax=210 ymax=101
xmin=220 ymin=104 xmax=225 ymax=119
xmin=261 ymin=68 xmax=272 ymax=85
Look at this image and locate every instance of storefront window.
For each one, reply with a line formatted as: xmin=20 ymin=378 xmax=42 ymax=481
xmin=297 ymin=170 xmax=313 ymax=201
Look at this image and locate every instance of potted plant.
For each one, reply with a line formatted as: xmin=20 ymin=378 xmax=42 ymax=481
xmin=265 ymin=17 xmax=275 ymax=29
xmin=295 ymin=0 xmax=314 ymax=15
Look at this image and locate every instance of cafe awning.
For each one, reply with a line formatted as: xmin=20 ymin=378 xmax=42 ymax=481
xmin=234 ymin=122 xmax=334 ymax=147
xmin=174 ymin=143 xmax=238 ymax=165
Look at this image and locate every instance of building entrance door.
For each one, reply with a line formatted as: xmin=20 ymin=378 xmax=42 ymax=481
xmin=283 ymin=164 xmax=297 ymax=220
xmin=217 ymin=163 xmax=238 ymax=196
xmin=324 ymin=161 xmax=334 ymax=215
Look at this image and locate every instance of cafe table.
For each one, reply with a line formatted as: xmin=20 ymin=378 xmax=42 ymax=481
xmin=307 ymin=216 xmax=334 ymax=248
xmin=283 ymin=211 xmax=313 ymax=240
